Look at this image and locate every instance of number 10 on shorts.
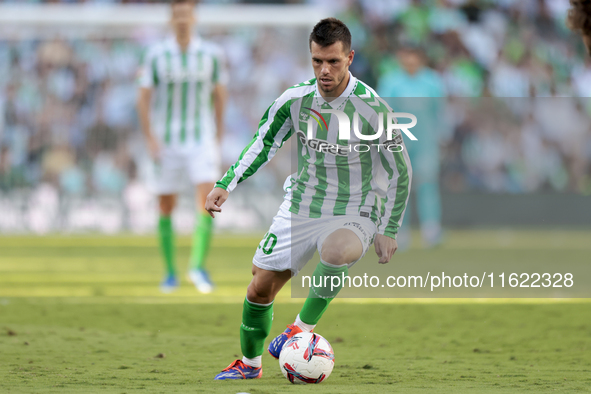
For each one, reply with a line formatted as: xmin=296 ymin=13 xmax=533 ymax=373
xmin=259 ymin=232 xmax=278 ymax=255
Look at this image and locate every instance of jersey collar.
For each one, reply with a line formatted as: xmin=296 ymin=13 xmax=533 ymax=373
xmin=315 ymin=71 xmax=357 ymax=109
xmin=166 ymin=35 xmax=202 ymax=54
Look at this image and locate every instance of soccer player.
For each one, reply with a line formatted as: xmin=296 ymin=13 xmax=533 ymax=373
xmin=206 ymin=18 xmax=412 ymax=380
xmin=137 ymin=0 xmax=227 ymax=294
xmin=378 ymin=45 xmax=445 ymax=248
xmin=568 ymin=0 xmax=591 ymax=55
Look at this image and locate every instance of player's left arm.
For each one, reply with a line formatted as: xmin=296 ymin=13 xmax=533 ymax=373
xmin=211 ymin=46 xmax=229 ymax=144
xmin=568 ymin=1 xmax=591 ymax=55
xmin=374 ymin=105 xmax=412 ymax=263
xmin=212 ymin=83 xmax=227 ymax=144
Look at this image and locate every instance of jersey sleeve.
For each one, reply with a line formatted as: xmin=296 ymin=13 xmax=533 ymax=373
xmin=138 ymin=46 xmax=158 ymax=89
xmin=215 ymin=95 xmax=293 ymax=192
xmin=374 ymin=99 xmax=412 ymax=239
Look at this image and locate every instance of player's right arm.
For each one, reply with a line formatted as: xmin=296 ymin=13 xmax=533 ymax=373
xmin=136 ymin=46 xmax=159 ymax=160
xmin=137 ymin=87 xmax=159 ymax=160
xmin=205 ymin=94 xmax=294 ymax=217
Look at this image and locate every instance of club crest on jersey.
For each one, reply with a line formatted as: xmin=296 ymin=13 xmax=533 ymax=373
xmin=299 ymin=111 xmax=310 ymax=123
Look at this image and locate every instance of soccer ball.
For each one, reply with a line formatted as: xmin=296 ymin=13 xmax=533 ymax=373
xmin=278 ymin=332 xmax=335 ymax=384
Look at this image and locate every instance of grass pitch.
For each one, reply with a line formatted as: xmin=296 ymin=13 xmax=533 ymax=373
xmin=1 ymin=231 xmax=591 ymax=393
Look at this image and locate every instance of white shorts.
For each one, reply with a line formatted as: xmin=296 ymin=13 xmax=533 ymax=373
xmin=148 ymin=145 xmax=221 ymax=195
xmin=253 ymin=200 xmax=377 ymax=276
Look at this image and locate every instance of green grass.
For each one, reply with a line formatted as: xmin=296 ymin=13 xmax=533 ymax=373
xmin=1 ymin=231 xmax=591 ymax=393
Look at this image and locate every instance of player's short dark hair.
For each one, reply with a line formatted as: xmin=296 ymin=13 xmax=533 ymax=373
xmin=309 ymin=18 xmax=352 ymax=53
xmin=567 ymin=0 xmax=591 ymax=35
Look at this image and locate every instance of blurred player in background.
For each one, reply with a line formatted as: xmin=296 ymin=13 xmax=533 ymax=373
xmin=568 ymin=0 xmax=591 ymax=54
xmin=206 ymin=18 xmax=411 ymax=380
xmin=378 ymin=44 xmax=445 ymax=248
xmin=137 ymin=0 xmax=227 ymax=294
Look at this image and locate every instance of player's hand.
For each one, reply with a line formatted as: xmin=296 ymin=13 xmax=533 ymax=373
xmin=146 ymin=134 xmax=160 ymax=161
xmin=374 ymin=234 xmax=398 ymax=264
xmin=205 ymin=187 xmax=229 ymax=218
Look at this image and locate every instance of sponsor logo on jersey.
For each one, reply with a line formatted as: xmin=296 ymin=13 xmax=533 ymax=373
xmin=296 ymin=131 xmax=350 ymax=156
xmin=296 ymin=131 xmax=405 ymax=157
xmin=163 ymin=70 xmax=206 ymax=83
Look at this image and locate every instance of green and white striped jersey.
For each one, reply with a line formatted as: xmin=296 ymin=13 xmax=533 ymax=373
xmin=216 ymin=74 xmax=412 ymax=238
xmin=139 ymin=36 xmax=227 ymax=147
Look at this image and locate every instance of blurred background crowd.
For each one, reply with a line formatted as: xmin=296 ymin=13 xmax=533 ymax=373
xmin=1 ymin=0 xmax=590 ymax=233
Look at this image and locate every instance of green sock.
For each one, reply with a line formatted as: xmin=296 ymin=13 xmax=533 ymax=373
xmin=299 ymin=262 xmax=348 ymax=325
xmin=189 ymin=212 xmax=213 ymax=270
xmin=158 ymin=216 xmax=176 ymax=277
xmin=240 ymin=298 xmax=273 ymax=358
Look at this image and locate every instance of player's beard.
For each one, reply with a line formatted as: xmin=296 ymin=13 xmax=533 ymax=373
xmin=176 ymin=26 xmax=191 ymax=39
xmin=318 ymin=71 xmax=346 ymax=96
